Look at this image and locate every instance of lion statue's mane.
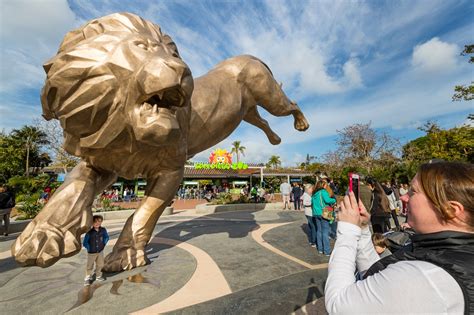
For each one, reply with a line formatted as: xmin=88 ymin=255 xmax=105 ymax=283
xmin=41 ymin=13 xmax=185 ymax=157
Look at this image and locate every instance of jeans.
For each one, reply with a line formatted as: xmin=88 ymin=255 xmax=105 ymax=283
xmin=306 ymin=215 xmax=317 ymax=245
xmin=329 ymin=220 xmax=337 ymax=240
xmin=315 ymin=215 xmax=331 ymax=255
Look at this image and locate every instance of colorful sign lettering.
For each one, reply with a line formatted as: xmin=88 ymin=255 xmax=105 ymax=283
xmin=194 ymin=148 xmax=248 ymax=170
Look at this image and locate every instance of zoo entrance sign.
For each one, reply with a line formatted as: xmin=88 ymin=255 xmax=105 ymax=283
xmin=194 ymin=148 xmax=249 ymax=170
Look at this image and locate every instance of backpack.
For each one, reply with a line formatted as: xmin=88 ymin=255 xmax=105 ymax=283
xmin=385 ymin=230 xmax=414 ymax=251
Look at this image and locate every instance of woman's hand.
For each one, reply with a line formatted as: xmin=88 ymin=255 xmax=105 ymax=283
xmin=339 ymin=192 xmax=370 ymax=228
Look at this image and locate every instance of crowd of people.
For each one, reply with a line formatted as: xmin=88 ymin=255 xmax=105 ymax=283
xmin=175 ymin=184 xmax=276 ymax=203
xmin=176 ymin=185 xmax=228 ymax=200
xmin=298 ymin=176 xmax=420 ymax=258
xmin=99 ymin=187 xmax=137 ymax=203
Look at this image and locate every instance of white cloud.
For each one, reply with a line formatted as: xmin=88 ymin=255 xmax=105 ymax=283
xmin=412 ymin=37 xmax=459 ymax=73
xmin=1 ymin=0 xmax=472 ymax=167
xmin=343 ymin=59 xmax=363 ymax=88
xmin=0 ymin=0 xmax=79 ymax=93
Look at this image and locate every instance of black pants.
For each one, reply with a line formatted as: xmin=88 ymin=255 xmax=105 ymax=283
xmin=1 ymin=213 xmax=10 ymax=235
xmin=293 ymin=197 xmax=301 ymax=210
xmin=391 ymin=210 xmax=400 ymax=230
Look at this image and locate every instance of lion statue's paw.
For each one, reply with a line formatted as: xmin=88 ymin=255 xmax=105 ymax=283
xmin=103 ymin=246 xmax=150 ymax=272
xmin=11 ymin=221 xmax=81 ymax=267
xmin=268 ymin=133 xmax=281 ymax=145
xmin=294 ymin=112 xmax=310 ymax=131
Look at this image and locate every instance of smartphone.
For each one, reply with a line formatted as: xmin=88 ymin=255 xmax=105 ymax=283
xmin=349 ymin=173 xmax=360 ymax=205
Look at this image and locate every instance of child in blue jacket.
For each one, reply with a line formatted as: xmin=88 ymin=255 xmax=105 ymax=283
xmin=83 ymin=215 xmax=109 ymax=284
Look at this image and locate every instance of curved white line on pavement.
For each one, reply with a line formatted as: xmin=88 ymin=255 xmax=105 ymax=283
xmin=132 ymin=237 xmax=232 ymax=314
xmin=251 ymin=223 xmax=328 ymax=270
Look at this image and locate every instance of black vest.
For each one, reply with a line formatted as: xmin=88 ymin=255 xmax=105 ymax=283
xmin=364 ymin=231 xmax=474 ymax=314
xmin=87 ymin=227 xmax=107 ymax=253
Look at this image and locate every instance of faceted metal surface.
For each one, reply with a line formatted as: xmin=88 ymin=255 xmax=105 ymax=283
xmin=11 ymin=12 xmax=309 ymax=272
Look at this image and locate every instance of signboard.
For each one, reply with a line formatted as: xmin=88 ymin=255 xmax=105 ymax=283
xmin=184 ymin=181 xmax=199 ymax=186
xmin=290 ymin=178 xmax=302 ymax=183
xmin=233 ymin=181 xmax=248 ymax=185
xmin=56 ymin=173 xmax=66 ymax=182
xmin=194 ymin=148 xmax=248 ymax=170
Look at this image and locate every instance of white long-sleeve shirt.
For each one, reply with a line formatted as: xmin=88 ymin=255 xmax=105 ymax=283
xmin=302 ymin=192 xmax=312 ymax=216
xmin=325 ymin=222 xmax=464 ymax=314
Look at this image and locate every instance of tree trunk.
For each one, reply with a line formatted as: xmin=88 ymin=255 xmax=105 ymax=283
xmin=237 ymin=152 xmax=240 ymax=163
xmin=26 ymin=144 xmax=30 ymax=177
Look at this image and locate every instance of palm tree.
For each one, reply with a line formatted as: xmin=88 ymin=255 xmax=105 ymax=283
xmin=267 ymin=155 xmax=281 ymax=169
xmin=11 ymin=126 xmax=49 ymax=177
xmin=301 ymin=153 xmax=316 ymax=169
xmin=231 ymin=141 xmax=246 ymax=163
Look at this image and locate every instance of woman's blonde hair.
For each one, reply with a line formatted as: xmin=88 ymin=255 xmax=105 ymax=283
xmin=314 ymin=180 xmax=328 ymax=192
xmin=418 ymin=162 xmax=474 ymax=228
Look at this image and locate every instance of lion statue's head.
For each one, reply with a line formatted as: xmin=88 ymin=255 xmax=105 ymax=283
xmin=41 ymin=12 xmax=194 ymax=156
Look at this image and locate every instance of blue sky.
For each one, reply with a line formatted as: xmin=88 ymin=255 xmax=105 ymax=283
xmin=1 ymin=0 xmax=473 ymax=166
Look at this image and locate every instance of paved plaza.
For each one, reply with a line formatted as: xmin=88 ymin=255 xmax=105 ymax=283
xmin=0 ymin=208 xmax=329 ymax=314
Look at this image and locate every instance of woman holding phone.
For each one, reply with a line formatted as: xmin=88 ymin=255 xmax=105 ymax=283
xmin=325 ymin=162 xmax=474 ymax=314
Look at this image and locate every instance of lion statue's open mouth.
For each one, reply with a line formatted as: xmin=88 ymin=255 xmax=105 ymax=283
xmin=136 ymin=86 xmax=186 ymax=126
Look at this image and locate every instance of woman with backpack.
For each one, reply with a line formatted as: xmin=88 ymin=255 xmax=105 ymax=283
xmin=325 ymin=161 xmax=474 ymax=314
xmin=311 ymin=180 xmax=336 ymax=255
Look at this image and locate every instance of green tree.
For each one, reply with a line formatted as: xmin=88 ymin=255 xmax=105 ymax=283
xmin=300 ymin=153 xmax=316 ymax=170
xmin=453 ymin=44 xmax=474 ymax=101
xmin=230 ymin=140 xmax=246 ymax=163
xmin=0 ymin=132 xmax=25 ymax=182
xmin=267 ymin=155 xmax=281 ymax=169
xmin=11 ymin=125 xmax=49 ymax=177
xmin=402 ymin=121 xmax=474 ymax=165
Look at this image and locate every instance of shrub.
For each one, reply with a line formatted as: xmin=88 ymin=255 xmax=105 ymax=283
xmin=16 ymin=193 xmax=43 ymax=219
xmin=212 ymin=192 xmax=233 ymax=205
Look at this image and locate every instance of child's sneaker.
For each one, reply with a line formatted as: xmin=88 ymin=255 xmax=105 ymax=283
xmin=96 ymin=276 xmax=106 ymax=281
xmin=84 ymin=276 xmax=92 ymax=286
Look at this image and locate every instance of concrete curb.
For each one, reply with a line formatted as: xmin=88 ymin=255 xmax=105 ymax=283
xmin=94 ymin=206 xmax=174 ymax=220
xmin=0 ymin=207 xmax=173 ymax=234
xmin=0 ymin=219 xmax=32 ymax=234
xmin=195 ymin=202 xmax=284 ymax=214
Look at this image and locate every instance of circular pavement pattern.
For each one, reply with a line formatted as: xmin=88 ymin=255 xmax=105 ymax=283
xmin=0 ymin=209 xmax=329 ymax=314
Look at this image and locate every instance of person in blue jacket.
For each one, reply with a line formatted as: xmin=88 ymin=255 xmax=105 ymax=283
xmin=83 ymin=215 xmax=109 ymax=284
xmin=312 ymin=180 xmax=337 ymax=255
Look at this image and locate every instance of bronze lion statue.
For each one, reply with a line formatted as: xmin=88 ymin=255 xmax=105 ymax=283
xmin=12 ymin=12 xmax=309 ymax=271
